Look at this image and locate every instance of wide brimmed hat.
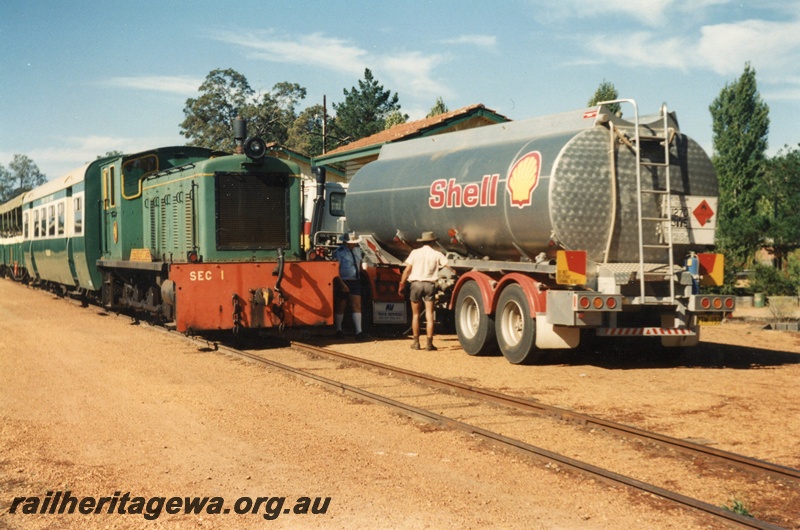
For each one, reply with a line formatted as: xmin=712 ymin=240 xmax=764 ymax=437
xmin=341 ymin=231 xmax=362 ymax=243
xmin=417 ymin=231 xmax=437 ymax=242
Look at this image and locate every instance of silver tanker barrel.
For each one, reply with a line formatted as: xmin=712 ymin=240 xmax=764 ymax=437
xmin=346 ymin=104 xmax=719 ymax=266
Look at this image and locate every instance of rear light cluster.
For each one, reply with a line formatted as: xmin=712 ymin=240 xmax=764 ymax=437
xmin=576 ymin=294 xmax=620 ymax=311
xmin=697 ymin=295 xmax=735 ymax=311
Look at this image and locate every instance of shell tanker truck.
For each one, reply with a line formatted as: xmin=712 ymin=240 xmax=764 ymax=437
xmin=344 ymin=100 xmax=734 ymax=364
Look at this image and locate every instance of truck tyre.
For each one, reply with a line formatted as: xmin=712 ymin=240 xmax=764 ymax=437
xmin=455 ymin=281 xmax=498 ymax=356
xmin=495 ymin=284 xmax=539 ymax=364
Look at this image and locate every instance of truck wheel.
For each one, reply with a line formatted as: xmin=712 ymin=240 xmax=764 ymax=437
xmin=495 ymin=284 xmax=539 ymax=364
xmin=455 ymin=281 xmax=498 ymax=356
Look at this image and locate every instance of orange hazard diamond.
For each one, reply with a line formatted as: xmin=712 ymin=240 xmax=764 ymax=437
xmin=693 ymin=200 xmax=714 ymax=227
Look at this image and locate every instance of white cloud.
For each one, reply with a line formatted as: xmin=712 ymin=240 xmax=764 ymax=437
xmin=590 ymin=32 xmax=691 ymax=71
xmin=214 ymin=30 xmax=452 ymax=107
xmin=543 ymin=0 xmax=730 ymax=26
xmin=379 ymin=51 xmax=452 ymax=101
xmin=441 ymin=34 xmax=497 ymax=49
xmin=214 ymin=31 xmax=366 ymax=76
xmin=103 ymin=75 xmax=202 ymax=96
xmin=585 ymin=17 xmax=800 ymax=86
xmin=11 ymin=134 xmax=179 ymax=180
xmin=697 ymin=19 xmax=800 ymax=78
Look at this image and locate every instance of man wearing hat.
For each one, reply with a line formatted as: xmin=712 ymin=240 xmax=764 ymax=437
xmin=397 ymin=231 xmax=449 ymax=351
xmin=332 ymin=232 xmax=364 ymax=338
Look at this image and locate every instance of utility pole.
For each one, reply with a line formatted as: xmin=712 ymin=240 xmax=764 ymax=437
xmin=322 ymin=95 xmax=328 ymax=154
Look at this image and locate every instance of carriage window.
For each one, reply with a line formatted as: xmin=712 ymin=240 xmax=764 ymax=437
xmin=74 ymin=196 xmax=83 ymax=235
xmin=48 ymin=205 xmax=56 ymax=236
xmin=40 ymin=207 xmax=47 ymax=237
xmin=23 ymin=212 xmax=29 ymax=239
xmin=57 ymin=202 xmax=65 ymax=236
xmin=34 ymin=210 xmax=40 ymax=238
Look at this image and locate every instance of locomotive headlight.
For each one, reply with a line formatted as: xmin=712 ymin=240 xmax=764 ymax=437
xmin=243 ymin=137 xmax=266 ymax=161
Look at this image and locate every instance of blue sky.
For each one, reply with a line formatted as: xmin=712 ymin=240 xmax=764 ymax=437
xmin=2 ymin=0 xmax=800 ymax=179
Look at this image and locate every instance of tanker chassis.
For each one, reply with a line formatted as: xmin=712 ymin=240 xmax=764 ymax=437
xmin=346 ymin=100 xmax=734 ymax=364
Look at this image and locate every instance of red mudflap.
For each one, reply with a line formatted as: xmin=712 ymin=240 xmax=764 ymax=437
xmin=169 ymin=261 xmax=338 ymax=332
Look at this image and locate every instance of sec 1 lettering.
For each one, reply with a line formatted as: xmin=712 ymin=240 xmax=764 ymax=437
xmin=189 ymin=271 xmax=214 ymax=282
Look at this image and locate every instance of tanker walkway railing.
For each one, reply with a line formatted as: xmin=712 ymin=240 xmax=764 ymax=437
xmin=598 ymin=99 xmax=676 ymax=305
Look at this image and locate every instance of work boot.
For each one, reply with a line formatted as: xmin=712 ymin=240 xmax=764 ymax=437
xmin=425 ymin=338 xmax=437 ymax=351
xmin=410 ymin=339 xmax=421 ymax=350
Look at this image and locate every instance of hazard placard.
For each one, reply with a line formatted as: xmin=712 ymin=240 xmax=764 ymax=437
xmin=662 ymin=195 xmax=717 ymax=245
xmin=556 ymin=250 xmax=587 ymax=286
xmin=692 ymin=199 xmax=714 ymax=227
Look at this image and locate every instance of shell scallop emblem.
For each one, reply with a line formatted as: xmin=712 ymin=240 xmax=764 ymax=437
xmin=507 ymin=151 xmax=541 ymax=208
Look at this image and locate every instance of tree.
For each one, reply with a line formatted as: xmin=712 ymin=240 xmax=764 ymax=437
xmin=759 ymin=145 xmax=800 ymax=271
xmin=181 ymin=69 xmax=254 ymax=152
xmin=587 ymin=80 xmax=620 ymax=114
xmin=709 ymin=63 xmax=770 ymax=266
xmin=0 ymin=164 xmax=10 ymax=203
xmin=332 ymin=68 xmax=403 ymax=143
xmin=384 ymin=110 xmax=408 ymax=129
xmin=286 ymin=104 xmax=329 ymax=157
xmin=245 ymin=81 xmax=307 ymax=146
xmin=0 ymin=155 xmax=47 ymax=201
xmin=427 ymin=97 xmax=449 ymax=118
xmin=181 ymin=69 xmax=308 ymax=152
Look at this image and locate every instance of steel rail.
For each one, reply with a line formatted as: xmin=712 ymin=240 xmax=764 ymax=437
xmin=292 ymin=341 xmax=800 ymax=485
xmin=172 ymin=335 xmax=782 ymax=529
xmin=35 ymin=287 xmax=795 ymax=528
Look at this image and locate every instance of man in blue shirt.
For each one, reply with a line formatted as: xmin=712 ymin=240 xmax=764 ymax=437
xmin=332 ymin=232 xmax=364 ymax=339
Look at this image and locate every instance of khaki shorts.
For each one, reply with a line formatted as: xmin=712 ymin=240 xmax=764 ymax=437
xmin=409 ymin=281 xmax=435 ymax=302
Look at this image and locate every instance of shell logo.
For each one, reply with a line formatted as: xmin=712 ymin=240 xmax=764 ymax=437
xmin=507 ymin=151 xmax=541 ymax=208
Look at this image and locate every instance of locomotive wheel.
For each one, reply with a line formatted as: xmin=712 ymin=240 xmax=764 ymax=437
xmin=495 ymin=284 xmax=539 ymax=364
xmin=455 ymin=281 xmax=497 ymax=356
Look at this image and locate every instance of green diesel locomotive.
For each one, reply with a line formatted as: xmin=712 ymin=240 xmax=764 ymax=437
xmin=0 ymin=137 xmax=338 ymax=333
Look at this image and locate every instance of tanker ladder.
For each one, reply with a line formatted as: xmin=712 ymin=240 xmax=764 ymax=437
xmin=603 ymin=99 xmax=677 ymax=305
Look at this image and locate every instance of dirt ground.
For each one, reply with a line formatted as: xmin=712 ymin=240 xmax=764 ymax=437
xmin=1 ymin=279 xmax=798 ymax=529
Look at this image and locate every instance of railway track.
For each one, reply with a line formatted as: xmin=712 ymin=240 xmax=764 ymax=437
xmin=172 ymin=331 xmax=796 ymax=529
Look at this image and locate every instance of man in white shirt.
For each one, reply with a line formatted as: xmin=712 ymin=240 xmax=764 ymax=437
xmin=397 ymin=231 xmax=448 ymax=351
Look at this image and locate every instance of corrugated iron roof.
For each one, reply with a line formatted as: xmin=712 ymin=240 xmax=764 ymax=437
xmin=321 ymin=103 xmax=508 ymax=157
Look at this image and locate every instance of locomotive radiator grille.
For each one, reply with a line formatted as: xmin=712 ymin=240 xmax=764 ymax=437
xmin=215 ymin=173 xmax=289 ymax=250
xmin=160 ymin=201 xmax=167 ymax=255
xmin=185 ymin=191 xmax=194 ymax=250
xmin=149 ymin=201 xmax=157 ymax=251
xmin=171 ymin=202 xmax=180 ymax=251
